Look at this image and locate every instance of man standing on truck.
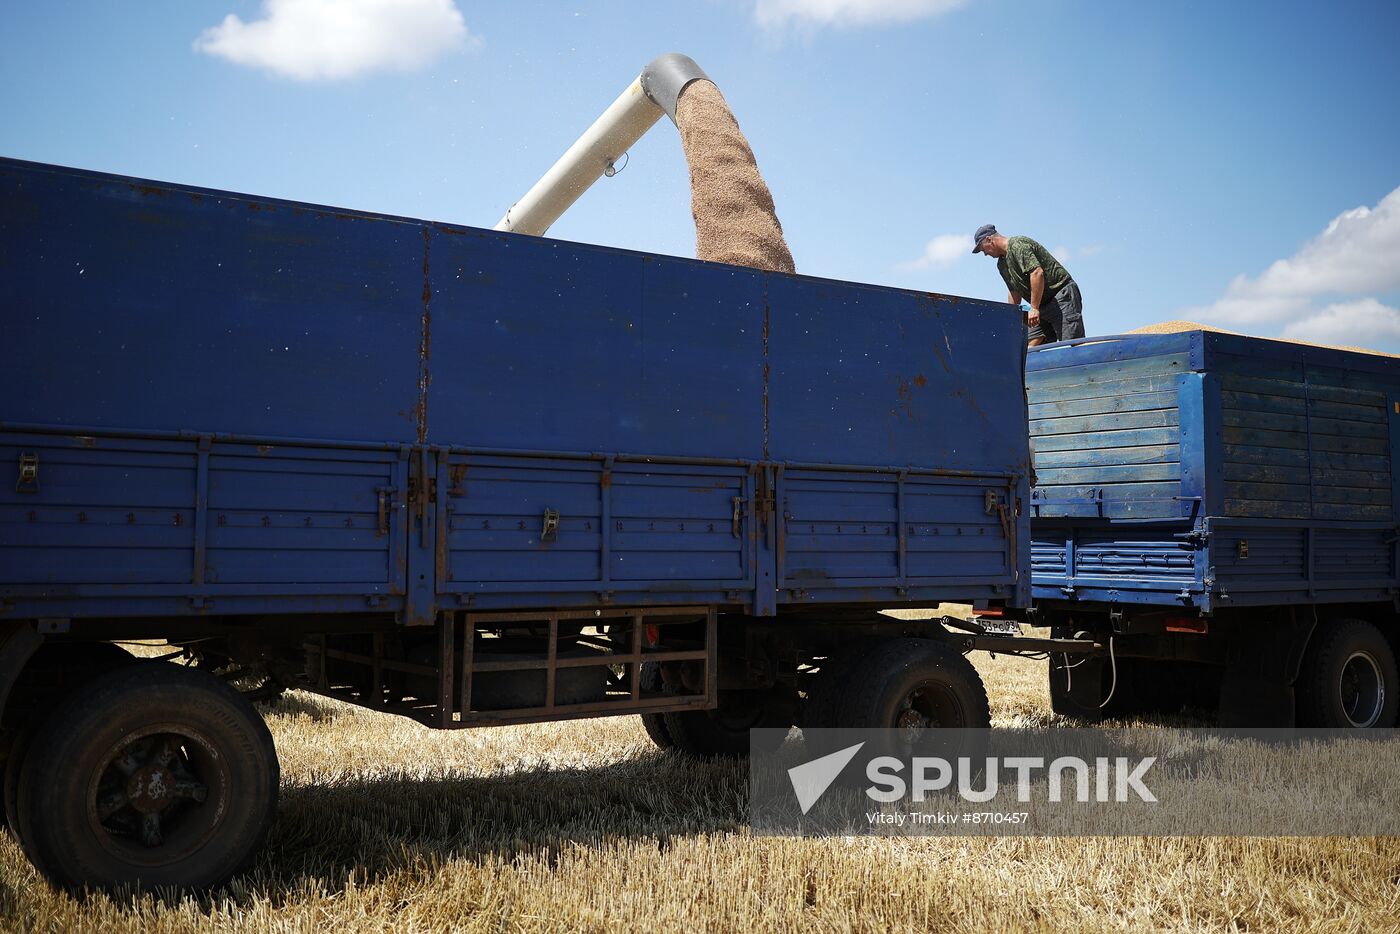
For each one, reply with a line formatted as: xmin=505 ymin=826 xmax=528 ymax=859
xmin=972 ymin=224 xmax=1084 ymax=347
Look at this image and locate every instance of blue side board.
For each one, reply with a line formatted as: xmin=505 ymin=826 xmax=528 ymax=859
xmin=1028 ymin=331 xmax=1400 ymax=612
xmin=0 ymin=158 xmax=1032 ymax=624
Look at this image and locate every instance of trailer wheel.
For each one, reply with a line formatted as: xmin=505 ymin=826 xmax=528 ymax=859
xmin=637 ymin=662 xmax=674 ymax=750
xmin=14 ymin=662 xmax=278 ymax=892
xmin=830 ymin=638 xmax=990 ymax=763
xmin=663 ymin=690 xmax=789 ymax=758
xmin=803 ymin=640 xmax=878 ymax=732
xmin=1297 ymin=619 xmax=1399 ymax=728
xmin=5 ymin=642 xmax=137 ymax=847
xmin=836 ymin=638 xmax=990 ymax=729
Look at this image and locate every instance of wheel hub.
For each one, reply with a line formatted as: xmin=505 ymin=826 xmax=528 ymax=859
xmin=95 ymin=733 xmax=210 ymax=849
xmin=896 ymin=709 xmax=927 ymax=731
xmin=126 ymin=764 xmax=177 ymax=813
xmin=1340 ymin=651 xmax=1385 ymax=728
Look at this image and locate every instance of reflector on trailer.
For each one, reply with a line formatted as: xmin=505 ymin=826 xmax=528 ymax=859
xmin=1165 ymin=616 xmax=1209 ymax=634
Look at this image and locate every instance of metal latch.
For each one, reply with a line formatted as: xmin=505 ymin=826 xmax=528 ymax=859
xmin=541 ymin=508 xmax=560 ymax=543
xmin=374 ymin=485 xmax=396 ymax=537
xmin=1237 ymin=539 xmax=1249 ymax=560
xmin=731 ymin=496 xmax=743 ymax=538
xmin=16 ymin=452 xmax=38 ymax=493
xmin=984 ymin=489 xmax=1000 ymax=514
xmin=1176 ymin=528 xmax=1210 ymax=546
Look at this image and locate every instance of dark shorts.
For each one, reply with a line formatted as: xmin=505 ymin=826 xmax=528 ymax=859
xmin=1027 ymin=279 xmax=1085 ymax=344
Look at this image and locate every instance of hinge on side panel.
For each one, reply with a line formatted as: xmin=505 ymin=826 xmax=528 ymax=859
xmin=406 ymin=476 xmax=438 ymax=506
xmin=757 ymin=473 xmax=776 ymax=520
xmin=541 ymin=508 xmax=560 ymax=543
xmin=1176 ymin=529 xmax=1210 ymax=546
xmin=755 ymin=468 xmax=777 ymax=546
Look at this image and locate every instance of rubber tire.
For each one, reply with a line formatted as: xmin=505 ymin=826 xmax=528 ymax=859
xmin=804 ymin=640 xmax=879 ymax=731
xmin=833 ymin=638 xmax=991 ymax=765
xmin=1297 ymin=619 xmax=1400 ymax=728
xmin=663 ymin=690 xmax=790 ymax=758
xmin=15 ymin=663 xmax=279 ymax=892
xmin=638 ymin=662 xmax=674 ymax=750
xmin=5 ymin=642 xmax=136 ymax=845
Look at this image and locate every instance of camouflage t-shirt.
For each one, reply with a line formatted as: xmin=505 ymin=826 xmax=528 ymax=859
xmin=997 ymin=236 xmax=1071 ymax=301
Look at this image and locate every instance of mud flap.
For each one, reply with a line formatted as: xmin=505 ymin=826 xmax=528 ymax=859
xmin=1050 ymin=652 xmax=1108 ymax=715
xmin=1216 ymin=611 xmax=1313 ymax=727
xmin=0 ymin=622 xmax=44 ymax=742
xmin=1218 ymin=673 xmax=1294 ymax=728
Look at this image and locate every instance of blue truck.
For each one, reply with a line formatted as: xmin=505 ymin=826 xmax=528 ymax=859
xmin=1026 ymin=331 xmax=1400 ymax=729
xmin=0 ymin=157 xmax=1040 ymax=890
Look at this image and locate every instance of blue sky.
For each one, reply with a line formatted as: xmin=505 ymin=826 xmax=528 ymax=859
xmin=4 ymin=1 xmax=1399 ymax=347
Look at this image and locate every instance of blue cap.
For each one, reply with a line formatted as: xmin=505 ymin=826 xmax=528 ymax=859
xmin=972 ymin=224 xmax=998 ymax=253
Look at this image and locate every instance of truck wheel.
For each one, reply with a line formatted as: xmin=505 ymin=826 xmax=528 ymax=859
xmin=5 ymin=642 xmax=137 ymax=845
xmin=663 ymin=690 xmax=789 ymax=758
xmin=1297 ymin=619 xmax=1399 ymax=728
xmin=833 ymin=638 xmax=990 ymax=762
xmin=638 ymin=662 xmax=674 ymax=750
xmin=14 ymin=663 xmax=278 ymax=892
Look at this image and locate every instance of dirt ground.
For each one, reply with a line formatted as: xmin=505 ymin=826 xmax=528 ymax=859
xmin=3 ymin=622 xmax=1398 ymax=933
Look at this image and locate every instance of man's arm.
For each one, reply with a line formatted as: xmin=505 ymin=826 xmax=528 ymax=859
xmin=1007 ymin=290 xmax=1023 ymax=305
xmin=1027 ymin=267 xmax=1045 ymax=327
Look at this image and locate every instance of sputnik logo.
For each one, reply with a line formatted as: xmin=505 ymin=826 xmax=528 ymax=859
xmin=788 ymin=742 xmax=865 ymax=814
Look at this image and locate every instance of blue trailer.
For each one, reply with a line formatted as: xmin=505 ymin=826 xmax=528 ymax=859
xmin=0 ymin=157 xmax=1036 ymax=890
xmin=1025 ymin=331 xmax=1400 ymax=729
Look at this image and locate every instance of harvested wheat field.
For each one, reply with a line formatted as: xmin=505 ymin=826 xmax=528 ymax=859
xmin=2 ymin=626 xmax=1398 ymax=933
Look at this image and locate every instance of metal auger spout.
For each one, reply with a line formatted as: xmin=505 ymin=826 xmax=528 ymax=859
xmin=493 ymin=53 xmax=709 ymax=237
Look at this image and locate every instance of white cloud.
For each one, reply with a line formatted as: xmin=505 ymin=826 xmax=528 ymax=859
xmin=899 ymin=233 xmax=969 ymax=270
xmin=1280 ymin=298 xmax=1400 ymax=347
xmin=195 ymin=0 xmax=471 ymax=81
xmin=1054 ymin=243 xmax=1104 ymax=263
xmin=754 ymin=0 xmax=969 ymax=29
xmin=1183 ymin=186 xmax=1400 ymax=328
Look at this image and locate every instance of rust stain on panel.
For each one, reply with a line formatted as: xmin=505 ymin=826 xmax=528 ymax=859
xmin=762 ymin=285 xmax=771 ymax=461
xmin=929 ymin=337 xmax=953 ymax=374
xmin=448 ymin=463 xmax=467 ymax=496
xmin=417 ymin=227 xmax=433 ymax=445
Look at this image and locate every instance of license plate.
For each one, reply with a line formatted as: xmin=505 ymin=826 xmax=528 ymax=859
xmin=975 ymin=617 xmax=1022 ymax=636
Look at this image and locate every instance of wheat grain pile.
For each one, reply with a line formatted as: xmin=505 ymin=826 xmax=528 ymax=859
xmin=4 ymin=620 xmax=1397 ymax=933
xmin=674 ymin=80 xmax=795 ymax=274
xmin=1128 ymin=320 xmax=1236 ymax=336
xmin=1129 ymin=319 xmax=1396 ymax=357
